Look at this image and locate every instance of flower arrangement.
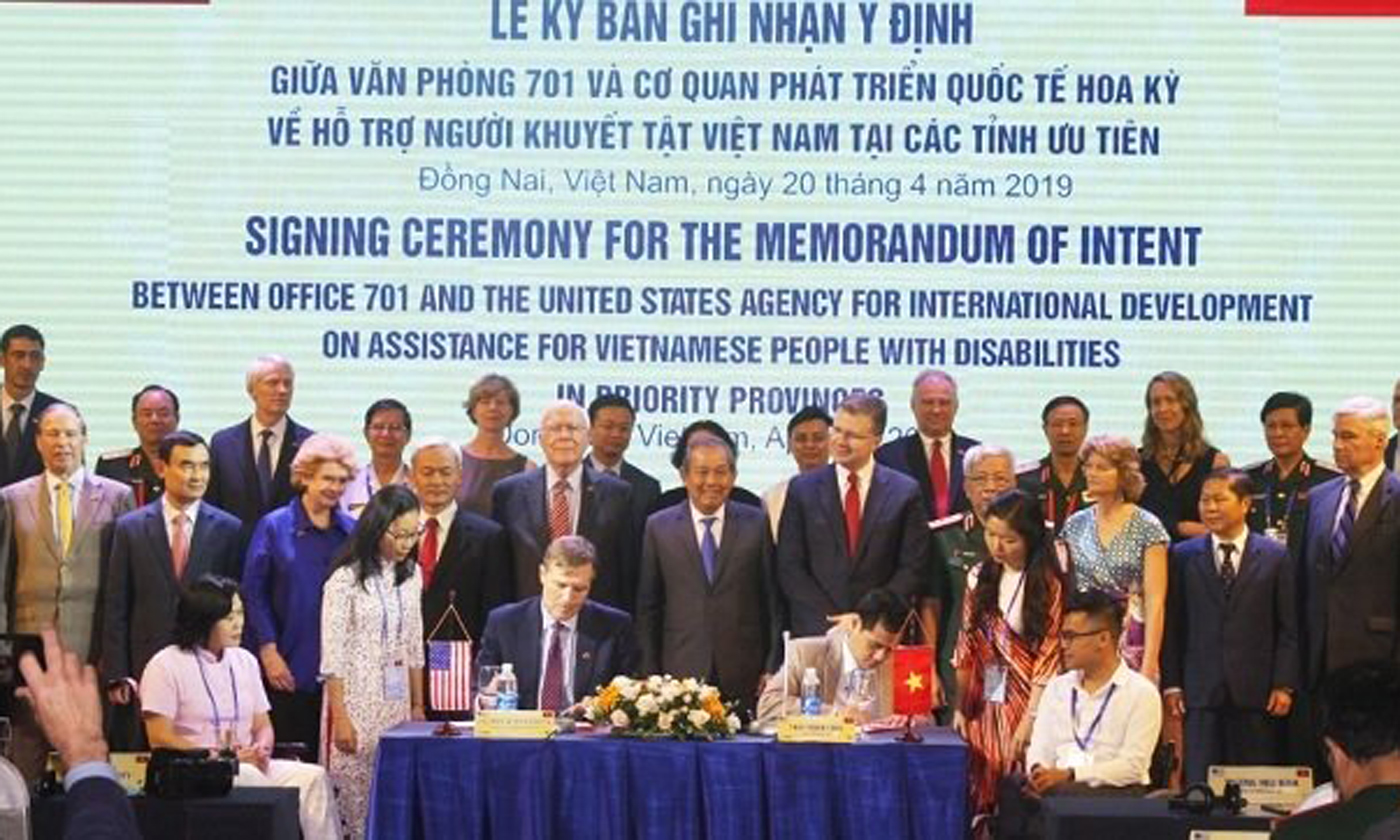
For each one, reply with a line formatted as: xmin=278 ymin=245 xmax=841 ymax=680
xmin=583 ymin=675 xmax=742 ymax=740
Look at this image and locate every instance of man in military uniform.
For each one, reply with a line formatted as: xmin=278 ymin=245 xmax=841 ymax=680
xmin=1244 ymin=392 xmax=1338 ymax=555
xmin=928 ymin=444 xmax=1017 ymax=721
xmin=1016 ymin=395 xmax=1090 ymax=533
xmin=95 ymin=385 xmax=180 ymax=507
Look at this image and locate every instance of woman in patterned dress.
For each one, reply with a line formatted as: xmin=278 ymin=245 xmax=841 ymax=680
xmin=321 ymin=485 xmax=425 ymax=839
xmin=1061 ymin=435 xmax=1170 ymax=682
xmin=1138 ymin=371 xmax=1230 ymax=542
xmin=952 ymin=489 xmax=1064 ymax=821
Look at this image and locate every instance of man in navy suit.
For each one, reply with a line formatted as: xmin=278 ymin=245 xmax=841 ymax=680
xmin=101 ymin=431 xmax=243 ymax=716
xmin=1302 ymin=397 xmax=1400 ymax=688
xmin=778 ymin=393 xmax=929 ymax=637
xmin=1163 ymin=469 xmax=1296 ymax=784
xmin=477 ymin=535 xmax=636 ymax=710
xmin=587 ymin=394 xmax=661 ymax=535
xmin=0 ymin=324 xmax=62 ymax=489
xmin=636 ymin=432 xmax=777 ymax=716
xmin=874 ymin=369 xmax=980 ymax=519
xmin=204 ymin=354 xmax=313 ymax=545
xmin=492 ymin=401 xmax=635 ymax=611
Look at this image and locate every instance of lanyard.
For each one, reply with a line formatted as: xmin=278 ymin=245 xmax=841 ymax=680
xmin=1262 ymin=464 xmax=1300 ymax=527
xmin=196 ymin=650 xmax=240 ymax=744
xmin=1042 ymin=465 xmax=1082 ymax=526
xmin=1070 ymin=683 xmax=1117 ymax=752
xmin=374 ymin=569 xmax=405 ymax=654
xmin=995 ymin=567 xmax=1028 ymax=652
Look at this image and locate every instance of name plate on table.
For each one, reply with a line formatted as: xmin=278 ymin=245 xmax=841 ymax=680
xmin=777 ymin=715 xmax=857 ymax=743
xmin=49 ymin=752 xmax=149 ymax=794
xmin=1208 ymin=765 xmax=1313 ymax=810
xmin=475 ymin=710 xmax=557 ymax=739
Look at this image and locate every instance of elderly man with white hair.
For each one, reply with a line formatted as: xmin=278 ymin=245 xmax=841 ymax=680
xmin=1302 ymin=396 xmax=1400 ymax=691
xmin=206 ymin=354 xmax=314 ymax=543
xmin=491 ymin=400 xmax=635 ymax=611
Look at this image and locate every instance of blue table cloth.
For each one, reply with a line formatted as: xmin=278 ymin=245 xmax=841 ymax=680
xmin=368 ymin=723 xmax=967 ymax=840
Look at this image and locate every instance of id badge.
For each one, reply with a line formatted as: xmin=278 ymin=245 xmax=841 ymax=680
xmin=984 ymin=664 xmax=1008 ymax=704
xmin=383 ymin=660 xmax=408 ymax=702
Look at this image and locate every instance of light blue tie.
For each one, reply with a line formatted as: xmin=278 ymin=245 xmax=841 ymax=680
xmin=700 ymin=517 xmax=718 ymax=583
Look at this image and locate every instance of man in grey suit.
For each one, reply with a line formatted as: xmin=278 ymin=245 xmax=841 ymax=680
xmin=493 ymin=401 xmax=634 ymax=611
xmin=1302 ymin=397 xmax=1400 ymax=688
xmin=0 ymin=402 xmax=133 ymax=779
xmin=101 ymin=430 xmax=242 ymax=740
xmin=636 ymin=432 xmax=777 ymax=717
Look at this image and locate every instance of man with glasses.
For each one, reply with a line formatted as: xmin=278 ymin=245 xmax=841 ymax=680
xmin=777 ymin=393 xmax=928 ymax=637
xmin=95 ymin=385 xmax=181 ymax=508
xmin=340 ymin=399 xmax=413 ymax=518
xmin=493 ymin=400 xmax=634 ymax=611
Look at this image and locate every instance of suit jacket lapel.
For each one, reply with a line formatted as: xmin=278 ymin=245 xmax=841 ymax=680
xmin=1234 ymin=534 xmax=1267 ymax=594
xmin=814 ymin=467 xmax=850 ymax=558
xmin=232 ymin=421 xmax=260 ymax=502
xmin=904 ymin=436 xmax=933 ymax=503
xmin=1194 ymin=540 xmax=1226 ymax=607
xmin=32 ymin=478 xmax=62 ymax=560
xmin=711 ymin=501 xmax=746 ymax=587
xmin=527 ymin=470 xmax=548 ymax=547
xmin=573 ymin=606 xmax=599 ymax=701
xmin=855 ymin=468 xmax=892 ymax=562
xmin=69 ymin=476 xmax=105 ymax=551
xmin=145 ymin=506 xmax=179 ymax=588
xmin=185 ymin=506 xmax=215 ymax=583
xmin=578 ymin=468 xmax=597 ymax=536
xmin=1335 ymin=475 xmax=1388 ymax=572
xmin=517 ymin=600 xmax=543 ymax=702
xmin=667 ymin=504 xmax=708 ymax=590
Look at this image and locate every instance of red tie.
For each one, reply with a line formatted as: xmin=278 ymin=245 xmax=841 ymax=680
xmin=929 ymin=438 xmax=950 ymax=518
xmin=549 ymin=479 xmax=571 ymax=541
xmin=844 ymin=472 xmax=862 ymax=560
xmin=539 ymin=622 xmax=567 ymax=711
xmin=170 ymin=513 xmax=190 ymax=581
xmin=419 ymin=517 xmax=440 ymax=587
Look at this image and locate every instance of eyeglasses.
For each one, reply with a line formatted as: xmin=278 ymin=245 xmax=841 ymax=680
xmin=1058 ymin=627 xmax=1109 ymax=643
xmin=387 ymin=526 xmax=425 ymax=542
xmin=830 ymin=427 xmax=876 ymax=442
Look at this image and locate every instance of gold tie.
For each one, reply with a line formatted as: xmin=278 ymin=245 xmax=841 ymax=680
xmin=57 ymin=481 xmax=73 ymax=555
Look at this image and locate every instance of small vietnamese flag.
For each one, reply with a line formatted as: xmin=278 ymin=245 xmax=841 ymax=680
xmin=892 ymin=645 xmax=935 ymax=717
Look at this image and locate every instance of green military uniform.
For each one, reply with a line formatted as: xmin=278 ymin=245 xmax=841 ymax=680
xmin=1272 ymin=784 xmax=1400 ymax=840
xmin=929 ymin=511 xmax=989 ymax=719
xmin=1016 ymin=456 xmax=1088 ymax=533
xmin=1243 ymin=454 xmax=1339 ymax=557
xmin=95 ymin=446 xmax=163 ymax=507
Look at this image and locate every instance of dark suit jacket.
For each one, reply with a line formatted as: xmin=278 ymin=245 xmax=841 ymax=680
xmin=617 ymin=460 xmax=661 ymax=526
xmin=776 ymin=463 xmax=929 ymax=636
xmin=101 ymin=499 xmax=243 ymax=686
xmin=0 ymin=390 xmax=59 ymax=489
xmin=1163 ymin=533 xmax=1296 ymax=709
xmin=205 ymin=416 xmax=312 ymax=545
xmin=1386 ymin=435 xmax=1397 ymax=471
xmin=491 ymin=465 xmax=635 ymax=611
xmin=635 ymin=499 xmax=777 ymax=708
xmin=477 ymin=596 xmax=637 ymax=708
xmin=874 ymin=431 xmax=980 ymax=517
xmin=1301 ymin=471 xmax=1400 ymax=686
xmin=423 ymin=506 xmax=511 ymax=645
xmin=64 ymin=775 xmax=141 ymax=840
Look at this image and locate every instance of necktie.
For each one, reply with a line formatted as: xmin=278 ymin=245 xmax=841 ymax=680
xmin=419 ymin=517 xmax=440 ymax=587
xmin=256 ymin=429 xmax=274 ymax=503
xmin=4 ymin=404 xmax=21 ymax=462
xmin=844 ymin=472 xmax=862 ymax=560
xmin=549 ymin=479 xmax=571 ymax=541
xmin=1331 ymin=478 xmax=1361 ymax=563
xmin=57 ymin=480 xmax=73 ymax=556
xmin=171 ymin=512 xmax=190 ymax=581
xmin=1218 ymin=542 xmax=1236 ymax=596
xmin=700 ymin=516 xmax=718 ymax=583
xmin=929 ymin=438 xmax=950 ymax=518
xmin=539 ymin=622 xmax=567 ymax=711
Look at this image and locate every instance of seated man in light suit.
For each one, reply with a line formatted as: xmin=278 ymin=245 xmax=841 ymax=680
xmin=476 ymin=535 xmax=637 ymax=710
xmin=754 ymin=588 xmax=904 ymax=728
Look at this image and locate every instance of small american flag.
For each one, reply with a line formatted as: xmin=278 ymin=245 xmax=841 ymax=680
xmin=428 ymin=639 xmax=472 ymax=712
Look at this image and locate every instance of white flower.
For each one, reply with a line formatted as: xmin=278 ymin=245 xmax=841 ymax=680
xmin=621 ymin=682 xmax=641 ymax=701
xmin=726 ymin=714 xmax=741 ymax=733
xmin=660 ymin=682 xmax=682 ymax=703
xmin=688 ymin=709 xmax=711 ymax=729
xmin=657 ymin=712 xmax=674 ymax=731
xmin=682 ymin=678 xmax=700 ymax=693
xmin=647 ymin=675 xmax=664 ymax=691
xmin=636 ymin=694 xmax=659 ymax=715
xmin=699 ymin=685 xmax=719 ymax=702
xmin=611 ymin=710 xmax=631 ymax=728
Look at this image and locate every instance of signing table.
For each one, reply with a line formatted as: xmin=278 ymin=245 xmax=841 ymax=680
xmin=368 ymin=722 xmax=967 ymax=840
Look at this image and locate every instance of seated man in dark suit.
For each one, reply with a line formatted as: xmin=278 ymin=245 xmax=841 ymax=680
xmin=874 ymin=369 xmax=980 ymax=520
xmin=0 ymin=323 xmax=62 ymax=489
xmin=477 ymin=535 xmax=636 ymax=710
xmin=1273 ymin=660 xmax=1400 ymax=839
xmin=492 ymin=401 xmax=635 ymax=610
xmin=205 ymin=354 xmax=314 ymax=545
xmin=1162 ymin=469 xmax=1296 ymax=784
xmin=777 ymin=392 xmax=929 ymax=637
xmin=102 ymin=430 xmax=244 ymax=746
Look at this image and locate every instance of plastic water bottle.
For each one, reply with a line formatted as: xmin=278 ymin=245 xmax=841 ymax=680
xmin=497 ymin=663 xmax=519 ymax=711
xmin=800 ymin=667 xmax=821 ymax=716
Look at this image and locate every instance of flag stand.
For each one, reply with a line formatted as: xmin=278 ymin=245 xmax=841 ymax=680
xmin=427 ymin=596 xmax=473 ymax=737
xmin=897 ymin=714 xmax=923 ymax=743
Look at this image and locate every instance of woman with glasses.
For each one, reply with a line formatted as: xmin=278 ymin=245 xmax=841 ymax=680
xmin=320 ymin=485 xmax=425 ymax=839
xmin=457 ymin=374 xmax=535 ymax=516
xmin=1060 ymin=435 xmax=1170 ymax=682
xmin=952 ymin=489 xmax=1064 ymax=825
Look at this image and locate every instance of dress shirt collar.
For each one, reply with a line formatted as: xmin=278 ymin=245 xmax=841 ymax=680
xmin=428 ymin=500 xmax=458 ymax=530
xmin=1352 ymin=461 xmax=1386 ymax=510
xmin=1 ymin=390 xmax=35 ymax=427
xmin=1211 ymin=529 xmax=1247 ymax=560
xmin=540 ymin=599 xmax=580 ymax=635
xmin=689 ymin=501 xmax=725 ymax=528
xmin=251 ymin=414 xmax=288 ymax=442
xmin=918 ymin=430 xmax=953 ymax=460
xmin=546 ymin=463 xmax=583 ymax=494
xmin=1073 ymin=658 xmax=1132 ymax=698
xmin=163 ymin=495 xmax=201 ymax=526
xmin=46 ymin=468 xmax=84 ymax=496
xmin=835 ymin=459 xmax=875 ymax=493
xmin=589 ymin=455 xmax=622 ymax=476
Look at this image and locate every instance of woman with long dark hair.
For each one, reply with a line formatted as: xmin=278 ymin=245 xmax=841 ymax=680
xmin=952 ymin=489 xmax=1064 ymax=822
xmin=1139 ymin=371 xmax=1230 ymax=541
xmin=321 ymin=485 xmax=425 ymax=840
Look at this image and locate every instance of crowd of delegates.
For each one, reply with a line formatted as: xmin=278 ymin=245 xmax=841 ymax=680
xmin=4 ymin=319 xmax=1400 ymax=837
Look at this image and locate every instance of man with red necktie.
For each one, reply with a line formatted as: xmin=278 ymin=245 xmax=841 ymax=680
xmin=875 ymin=369 xmax=980 ymax=520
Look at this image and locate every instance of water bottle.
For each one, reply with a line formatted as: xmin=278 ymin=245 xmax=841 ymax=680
xmin=800 ymin=667 xmax=821 ymax=716
xmin=497 ymin=663 xmax=519 ymax=711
